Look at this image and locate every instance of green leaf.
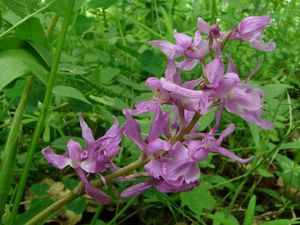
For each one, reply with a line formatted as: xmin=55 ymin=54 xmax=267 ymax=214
xmin=15 ymin=198 xmax=53 ymax=225
xmin=51 ymin=136 xmax=86 ymax=151
xmin=30 ymin=183 xmax=49 ymax=196
xmin=279 ymin=141 xmax=300 ymax=150
xmin=87 ymin=0 xmax=118 ymax=9
xmin=15 ymin=17 xmax=46 ymax=45
xmin=116 ymin=75 xmax=147 ymax=91
xmin=89 ymin=95 xmax=127 ymax=110
xmin=139 ymin=50 xmax=166 ymax=75
xmin=259 ymin=219 xmax=300 ymax=225
xmin=181 ymin=185 xmax=216 ymax=214
xmin=0 ymin=38 xmax=26 ymax=51
xmin=262 ymin=84 xmax=291 ymax=100
xmin=257 ymin=188 xmax=283 ymax=202
xmin=2 ymin=0 xmax=38 ymax=17
xmin=27 ymin=41 xmax=52 ymax=67
xmin=243 ymin=195 xmax=256 ymax=225
xmin=47 ymin=0 xmax=68 ymax=16
xmin=100 ymin=67 xmax=120 ymax=84
xmin=248 ymin=123 xmax=261 ymax=148
xmin=208 ymin=212 xmax=239 ymax=225
xmin=66 ymin=196 xmax=86 ymax=214
xmin=204 ymin=175 xmax=234 ymax=190
xmin=0 ymin=49 xmax=48 ymax=91
xmin=53 ymin=85 xmax=91 ymax=105
xmin=75 ymin=15 xmax=93 ymax=35
xmin=62 ymin=178 xmax=80 ymax=190
xmin=275 ymin=154 xmax=300 ymax=189
xmin=199 ymin=106 xmax=217 ymax=131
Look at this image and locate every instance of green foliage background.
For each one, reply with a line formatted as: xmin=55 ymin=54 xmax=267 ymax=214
xmin=0 ymin=0 xmax=299 ymax=224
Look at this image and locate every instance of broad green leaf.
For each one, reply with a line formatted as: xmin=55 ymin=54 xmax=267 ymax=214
xmin=30 ymin=183 xmax=49 ymax=196
xmin=204 ymin=175 xmax=234 ymax=190
xmin=89 ymin=95 xmax=127 ymax=110
xmin=100 ymin=107 xmax=114 ymax=124
xmin=87 ymin=0 xmax=118 ymax=9
xmin=2 ymin=0 xmax=38 ymax=17
xmin=117 ymin=75 xmax=147 ymax=91
xmin=15 ymin=198 xmax=53 ymax=225
xmin=66 ymin=196 xmax=86 ymax=214
xmin=0 ymin=49 xmax=48 ymax=91
xmin=27 ymin=41 xmax=52 ymax=67
xmin=47 ymin=0 xmax=68 ymax=16
xmin=15 ymin=17 xmax=46 ymax=45
xmin=51 ymin=136 xmax=86 ymax=151
xmin=0 ymin=38 xmax=26 ymax=51
xmin=62 ymin=178 xmax=80 ymax=190
xmin=208 ymin=212 xmax=239 ymax=225
xmin=199 ymin=106 xmax=217 ymax=131
xmin=75 ymin=15 xmax=93 ymax=34
xmin=260 ymin=219 xmax=300 ymax=225
xmin=275 ymin=154 xmax=300 ymax=189
xmin=257 ymin=166 xmax=274 ymax=178
xmin=262 ymin=84 xmax=291 ymax=100
xmin=279 ymin=141 xmax=300 ymax=150
xmin=243 ymin=195 xmax=256 ymax=225
xmin=139 ymin=50 xmax=166 ymax=75
xmin=53 ymin=85 xmax=91 ymax=105
xmin=100 ymin=67 xmax=120 ymax=84
xmin=181 ymin=185 xmax=216 ymax=214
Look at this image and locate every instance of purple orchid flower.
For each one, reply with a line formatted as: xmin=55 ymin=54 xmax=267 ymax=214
xmin=197 ymin=16 xmax=276 ymax=52
xmin=123 ymin=100 xmax=171 ymax=153
xmin=186 ymin=123 xmax=252 ymax=163
xmin=120 ymin=141 xmax=200 ymax=198
xmin=150 ymin=30 xmax=209 ymax=71
xmin=236 ymin=16 xmax=276 ymax=52
xmin=202 ymin=53 xmax=272 ymax=130
xmin=121 ymin=122 xmax=251 ymax=199
xmin=145 ymin=77 xmax=211 ymax=114
xmin=42 ymin=114 xmax=123 ymax=203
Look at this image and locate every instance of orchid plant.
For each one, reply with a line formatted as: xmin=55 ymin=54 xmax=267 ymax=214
xmin=42 ymin=15 xmax=275 ymax=210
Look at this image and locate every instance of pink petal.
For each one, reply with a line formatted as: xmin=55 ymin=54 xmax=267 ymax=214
xmin=79 ymin=113 xmax=95 ymax=149
xmin=75 ymin=168 xmax=111 ymax=203
xmin=149 ymin=40 xmax=181 ymax=59
xmin=197 ymin=17 xmax=211 ymax=35
xmin=67 ymin=139 xmax=84 ymax=167
xmin=173 ymin=30 xmax=193 ymax=48
xmin=216 ymin=147 xmax=252 ymax=163
xmin=120 ymin=181 xmax=153 ymax=198
xmin=42 ymin=147 xmax=70 ymax=169
xmin=160 ymin=78 xmax=206 ymax=97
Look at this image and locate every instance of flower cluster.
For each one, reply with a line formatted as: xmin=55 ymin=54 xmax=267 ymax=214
xmin=43 ymin=16 xmax=275 ymax=202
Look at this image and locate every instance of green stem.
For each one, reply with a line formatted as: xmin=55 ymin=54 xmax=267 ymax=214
xmin=173 ymin=112 xmax=200 ymax=143
xmin=107 ymin=197 xmax=136 ymax=225
xmin=25 ymin=157 xmax=146 ymax=225
xmin=46 ymin=13 xmax=59 ymax=47
xmin=0 ymin=75 xmax=35 ymax=218
xmin=89 ymin=204 xmax=104 ymax=225
xmin=7 ymin=0 xmax=76 ymax=224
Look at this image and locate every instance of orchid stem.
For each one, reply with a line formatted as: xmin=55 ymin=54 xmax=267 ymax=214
xmin=173 ymin=112 xmax=200 ymax=143
xmin=0 ymin=75 xmax=35 ymax=218
xmin=25 ymin=157 xmax=147 ymax=225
